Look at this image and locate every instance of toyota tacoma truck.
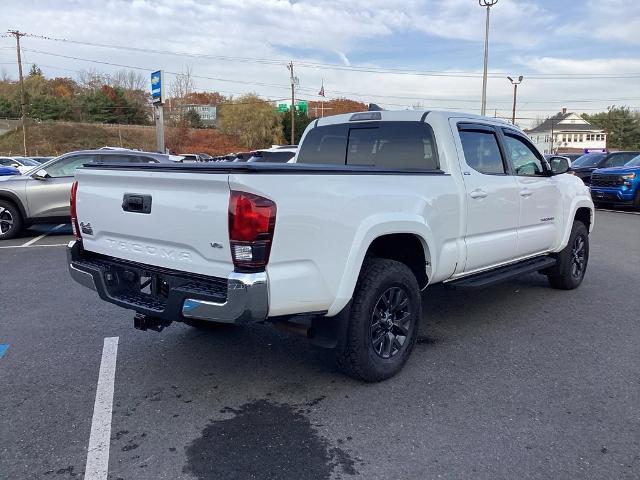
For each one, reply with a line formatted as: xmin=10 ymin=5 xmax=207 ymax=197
xmin=67 ymin=110 xmax=594 ymax=381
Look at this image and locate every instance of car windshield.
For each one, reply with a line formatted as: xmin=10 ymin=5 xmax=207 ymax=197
xmin=571 ymin=153 xmax=605 ymax=168
xmin=625 ymin=155 xmax=640 ymax=167
xmin=19 ymin=158 xmax=41 ymax=166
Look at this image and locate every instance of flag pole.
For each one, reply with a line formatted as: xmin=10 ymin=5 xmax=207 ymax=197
xmin=321 ymin=78 xmax=324 ymax=117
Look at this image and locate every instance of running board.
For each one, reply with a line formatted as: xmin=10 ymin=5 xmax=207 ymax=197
xmin=446 ymin=256 xmax=556 ymax=290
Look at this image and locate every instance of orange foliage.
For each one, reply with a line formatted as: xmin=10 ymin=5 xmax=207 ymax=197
xmin=166 ymin=127 xmax=244 ymax=155
xmin=307 ymin=97 xmax=368 ymax=118
xmin=183 ymin=91 xmax=226 ymax=105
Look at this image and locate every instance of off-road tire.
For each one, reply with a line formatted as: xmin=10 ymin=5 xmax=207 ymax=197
xmin=547 ymin=220 xmax=589 ymax=290
xmin=336 ymin=257 xmax=421 ymax=382
xmin=0 ymin=199 xmax=23 ymax=240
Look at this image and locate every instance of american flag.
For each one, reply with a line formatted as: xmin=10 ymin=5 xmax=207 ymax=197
xmin=318 ymin=83 xmax=325 ymax=97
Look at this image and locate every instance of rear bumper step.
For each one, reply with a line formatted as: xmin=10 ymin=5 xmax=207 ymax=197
xmin=67 ymin=240 xmax=269 ymax=324
xmin=446 ymin=256 xmax=556 ymax=290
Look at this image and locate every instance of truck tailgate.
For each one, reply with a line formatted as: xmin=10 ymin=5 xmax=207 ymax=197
xmin=75 ymin=167 xmax=233 ymax=278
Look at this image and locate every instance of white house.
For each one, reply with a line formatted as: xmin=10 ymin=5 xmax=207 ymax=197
xmin=526 ymin=109 xmax=606 ymax=154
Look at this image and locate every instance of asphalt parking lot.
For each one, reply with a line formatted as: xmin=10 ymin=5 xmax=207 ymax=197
xmin=1 ymin=209 xmax=639 ymax=480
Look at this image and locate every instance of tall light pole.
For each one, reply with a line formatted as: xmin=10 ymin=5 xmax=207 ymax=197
xmin=479 ymin=0 xmax=498 ymax=116
xmin=507 ymin=75 xmax=523 ymax=124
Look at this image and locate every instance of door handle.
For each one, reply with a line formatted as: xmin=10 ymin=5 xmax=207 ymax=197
xmin=519 ymin=189 xmax=533 ymax=198
xmin=469 ymin=189 xmax=488 ymax=199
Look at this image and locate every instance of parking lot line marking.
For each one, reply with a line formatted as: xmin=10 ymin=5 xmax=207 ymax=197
xmin=596 ymin=208 xmax=640 ymax=216
xmin=20 ymin=223 xmax=66 ymax=247
xmin=85 ymin=337 xmax=119 ymax=480
xmin=0 ymin=344 xmax=9 ymax=359
xmin=0 ymin=243 xmax=68 ymax=249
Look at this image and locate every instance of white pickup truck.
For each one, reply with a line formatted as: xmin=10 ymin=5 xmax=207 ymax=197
xmin=67 ymin=110 xmax=594 ymax=381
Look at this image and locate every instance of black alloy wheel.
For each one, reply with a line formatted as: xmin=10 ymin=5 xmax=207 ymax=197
xmin=370 ymin=286 xmax=411 ymax=359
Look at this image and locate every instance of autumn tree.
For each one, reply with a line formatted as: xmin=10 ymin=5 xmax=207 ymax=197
xmin=218 ymin=94 xmax=283 ymax=149
xmin=307 ymin=97 xmax=367 ymax=118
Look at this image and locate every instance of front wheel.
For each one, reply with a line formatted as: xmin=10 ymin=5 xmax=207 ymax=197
xmin=547 ymin=221 xmax=589 ymax=290
xmin=336 ymin=258 xmax=421 ymax=382
xmin=0 ymin=200 xmax=23 ymax=240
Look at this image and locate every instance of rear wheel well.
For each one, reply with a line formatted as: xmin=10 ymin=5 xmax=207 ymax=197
xmin=575 ymin=207 xmax=591 ymax=231
xmin=0 ymin=194 xmax=25 ymax=219
xmin=365 ymin=234 xmax=429 ymax=289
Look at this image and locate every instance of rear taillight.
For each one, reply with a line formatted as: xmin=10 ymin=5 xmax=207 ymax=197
xmin=70 ymin=180 xmax=81 ymax=239
xmin=228 ymin=190 xmax=276 ymax=271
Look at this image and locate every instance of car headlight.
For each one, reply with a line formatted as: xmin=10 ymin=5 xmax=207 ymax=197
xmin=621 ymin=173 xmax=636 ymax=180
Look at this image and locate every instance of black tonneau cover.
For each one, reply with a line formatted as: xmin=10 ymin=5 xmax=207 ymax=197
xmin=81 ymin=162 xmax=445 ymax=176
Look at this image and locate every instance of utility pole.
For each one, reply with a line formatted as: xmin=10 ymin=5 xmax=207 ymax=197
xmin=507 ymin=75 xmax=523 ymax=124
xmin=479 ymin=0 xmax=498 ymax=116
xmin=287 ymin=61 xmax=296 ymax=145
xmin=8 ymin=30 xmax=27 ymax=156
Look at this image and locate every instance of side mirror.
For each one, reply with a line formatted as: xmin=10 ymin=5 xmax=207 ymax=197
xmin=548 ymin=156 xmax=570 ymax=175
xmin=32 ymin=169 xmax=50 ymax=181
xmin=11 ymin=163 xmax=20 ymax=168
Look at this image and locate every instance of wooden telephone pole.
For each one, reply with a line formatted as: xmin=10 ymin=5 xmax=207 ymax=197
xmin=8 ymin=30 xmax=28 ymax=156
xmin=287 ymin=62 xmax=295 ymax=145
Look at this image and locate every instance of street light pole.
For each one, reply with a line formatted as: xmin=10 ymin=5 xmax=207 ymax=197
xmin=479 ymin=0 xmax=498 ymax=116
xmin=507 ymin=75 xmax=523 ymax=124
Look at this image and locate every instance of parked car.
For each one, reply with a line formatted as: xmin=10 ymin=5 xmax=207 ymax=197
xmin=544 ymin=153 xmax=581 ymax=165
xmin=570 ymin=151 xmax=640 ymax=185
xmin=232 ymin=152 xmax=252 ymax=162
xmin=0 ymin=149 xmax=174 ymax=239
xmin=247 ymin=146 xmax=297 ymax=163
xmin=30 ymin=156 xmax=52 ymax=164
xmin=0 ymin=166 xmax=20 ymax=177
xmin=0 ymin=156 xmax=41 ymax=174
xmin=590 ymin=154 xmax=640 ymax=209
xmin=67 ymin=110 xmax=593 ymax=382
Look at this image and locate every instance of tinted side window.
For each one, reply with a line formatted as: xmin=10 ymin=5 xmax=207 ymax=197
xmin=346 ymin=122 xmax=438 ymax=169
xmin=46 ymin=155 xmax=95 ymax=177
xmin=503 ymin=134 xmax=545 ymax=176
xmin=459 ymin=130 xmax=505 ymax=175
xmin=296 ymin=125 xmax=348 ymax=165
xmin=605 ymin=153 xmax=637 ymax=168
xmin=261 ymin=151 xmax=295 ymax=163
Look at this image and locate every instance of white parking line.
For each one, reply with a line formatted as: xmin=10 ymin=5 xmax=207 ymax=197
xmin=85 ymin=337 xmax=119 ymax=480
xmin=20 ymin=223 xmax=66 ymax=247
xmin=596 ymin=208 xmax=640 ymax=215
xmin=0 ymin=243 xmax=67 ymax=249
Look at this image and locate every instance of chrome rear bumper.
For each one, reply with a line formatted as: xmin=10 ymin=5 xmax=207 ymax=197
xmin=67 ymin=240 xmax=269 ymax=324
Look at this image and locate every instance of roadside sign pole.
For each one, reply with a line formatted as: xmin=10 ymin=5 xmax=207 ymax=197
xmin=155 ymin=105 xmax=165 ymax=153
xmin=151 ymin=70 xmax=166 ymax=153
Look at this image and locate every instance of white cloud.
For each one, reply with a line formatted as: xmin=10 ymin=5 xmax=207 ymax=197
xmin=0 ymin=0 xmax=638 ymax=129
xmin=567 ymin=0 xmax=640 ymax=45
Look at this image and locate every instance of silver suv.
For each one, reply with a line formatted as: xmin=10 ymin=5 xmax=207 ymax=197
xmin=0 ymin=149 xmax=172 ymax=239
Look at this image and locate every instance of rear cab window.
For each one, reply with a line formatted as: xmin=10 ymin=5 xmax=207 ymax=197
xmin=297 ymin=121 xmax=439 ymax=170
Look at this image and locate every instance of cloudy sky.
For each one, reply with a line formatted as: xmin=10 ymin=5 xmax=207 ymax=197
xmin=2 ymin=0 xmax=639 ymax=127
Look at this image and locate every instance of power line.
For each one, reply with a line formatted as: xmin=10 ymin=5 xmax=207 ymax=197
xmin=16 ymin=50 xmax=640 ymax=109
xmin=19 ymin=32 xmax=640 ymax=80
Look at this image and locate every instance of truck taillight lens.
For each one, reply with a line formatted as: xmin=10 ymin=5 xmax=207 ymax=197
xmin=229 ymin=191 xmax=276 ymax=271
xmin=70 ymin=180 xmax=81 ymax=239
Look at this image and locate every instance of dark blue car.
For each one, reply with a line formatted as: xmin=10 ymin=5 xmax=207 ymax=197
xmin=0 ymin=166 xmax=20 ymax=176
xmin=590 ymin=154 xmax=640 ymax=210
